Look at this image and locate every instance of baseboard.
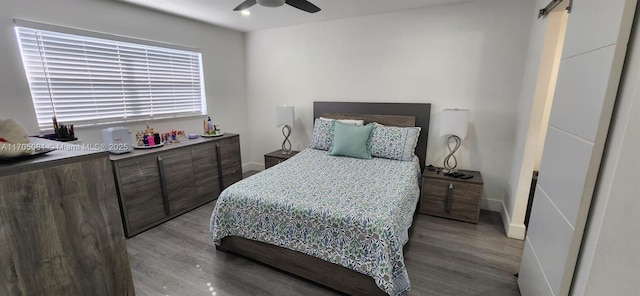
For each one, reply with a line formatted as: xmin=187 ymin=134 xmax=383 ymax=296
xmin=501 ymin=201 xmax=526 ymax=240
xmin=481 ymin=198 xmax=503 ymax=212
xmin=242 ymin=162 xmax=264 ymax=173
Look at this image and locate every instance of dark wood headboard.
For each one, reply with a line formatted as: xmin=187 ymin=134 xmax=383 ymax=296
xmin=313 ymin=102 xmax=431 ymax=171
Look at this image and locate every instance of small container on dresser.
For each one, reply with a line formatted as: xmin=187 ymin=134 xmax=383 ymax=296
xmin=264 ymin=149 xmax=299 ymax=169
xmin=420 ymin=168 xmax=484 ymax=223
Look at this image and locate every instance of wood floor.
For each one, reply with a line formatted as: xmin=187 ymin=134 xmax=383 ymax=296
xmin=126 ymin=203 xmax=524 ymax=296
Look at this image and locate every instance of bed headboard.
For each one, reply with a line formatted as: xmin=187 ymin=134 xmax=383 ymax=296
xmin=313 ymin=102 xmax=431 ymax=171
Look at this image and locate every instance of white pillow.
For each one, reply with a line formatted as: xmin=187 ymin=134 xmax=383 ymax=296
xmin=319 ymin=117 xmax=364 ymax=126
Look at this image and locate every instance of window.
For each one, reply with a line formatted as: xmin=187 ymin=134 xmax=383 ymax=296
xmin=14 ymin=20 xmax=206 ymax=129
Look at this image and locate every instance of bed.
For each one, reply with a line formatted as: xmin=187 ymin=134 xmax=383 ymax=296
xmin=210 ymin=102 xmax=431 ymax=295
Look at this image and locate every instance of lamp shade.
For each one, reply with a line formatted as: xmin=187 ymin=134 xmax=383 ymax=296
xmin=276 ymin=105 xmax=294 ymax=128
xmin=439 ymin=109 xmax=469 ymax=139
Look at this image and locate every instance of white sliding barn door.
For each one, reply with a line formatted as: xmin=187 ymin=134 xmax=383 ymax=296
xmin=518 ymin=0 xmax=637 ymax=295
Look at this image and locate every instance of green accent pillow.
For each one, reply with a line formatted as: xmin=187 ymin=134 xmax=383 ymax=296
xmin=328 ymin=121 xmax=375 ymax=159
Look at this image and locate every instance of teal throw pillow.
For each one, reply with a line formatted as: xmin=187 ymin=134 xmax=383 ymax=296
xmin=328 ymin=121 xmax=375 ymax=159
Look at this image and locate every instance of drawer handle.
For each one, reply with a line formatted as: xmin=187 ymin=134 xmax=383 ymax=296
xmin=157 ymin=156 xmax=171 ymax=216
xmin=216 ymin=143 xmax=224 ymax=192
xmin=446 ymin=183 xmax=453 ymax=213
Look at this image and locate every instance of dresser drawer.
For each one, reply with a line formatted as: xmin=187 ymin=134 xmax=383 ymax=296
xmin=191 ymin=142 xmax=220 ymax=203
xmin=217 ymin=137 xmax=241 ymax=166
xmin=116 ymin=154 xmax=160 ymax=186
xmin=222 ymin=168 xmax=243 ymax=189
xmin=122 ymin=179 xmax=167 ymax=231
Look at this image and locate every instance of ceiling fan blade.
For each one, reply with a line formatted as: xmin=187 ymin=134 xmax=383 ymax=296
xmin=285 ymin=0 xmax=321 ymax=13
xmin=233 ymin=0 xmax=257 ymax=11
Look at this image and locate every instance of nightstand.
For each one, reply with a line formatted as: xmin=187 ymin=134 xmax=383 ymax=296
xmin=420 ymin=168 xmax=484 ymax=223
xmin=264 ymin=150 xmax=299 ymax=169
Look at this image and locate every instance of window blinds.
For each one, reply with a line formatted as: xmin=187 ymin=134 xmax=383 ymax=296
xmin=15 ymin=23 xmax=206 ymax=129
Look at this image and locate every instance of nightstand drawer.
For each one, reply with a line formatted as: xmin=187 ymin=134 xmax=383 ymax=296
xmin=264 ymin=156 xmax=282 ymax=169
xmin=424 ymin=179 xmax=482 ymax=200
xmin=264 ymin=150 xmax=299 ymax=169
xmin=420 ymin=193 xmax=481 ymax=223
xmin=420 ymin=169 xmax=483 ymax=223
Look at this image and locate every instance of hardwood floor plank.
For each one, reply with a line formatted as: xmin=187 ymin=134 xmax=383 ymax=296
xmin=127 ymin=202 xmax=523 ymax=295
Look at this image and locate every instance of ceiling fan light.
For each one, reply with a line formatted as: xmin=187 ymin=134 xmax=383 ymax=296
xmin=257 ymin=0 xmax=285 ymax=7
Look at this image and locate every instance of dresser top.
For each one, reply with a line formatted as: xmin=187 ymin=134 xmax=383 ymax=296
xmin=109 ymin=133 xmax=238 ymax=161
xmin=0 ymin=137 xmax=108 ymax=177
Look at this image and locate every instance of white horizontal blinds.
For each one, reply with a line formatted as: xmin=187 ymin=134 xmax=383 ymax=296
xmin=15 ymin=25 xmax=204 ymax=129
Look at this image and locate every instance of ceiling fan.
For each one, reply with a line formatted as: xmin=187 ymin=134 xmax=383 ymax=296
xmin=233 ymin=0 xmax=321 ymax=13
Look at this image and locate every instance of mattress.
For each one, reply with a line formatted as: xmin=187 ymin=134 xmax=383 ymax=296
xmin=210 ymin=148 xmax=421 ymax=295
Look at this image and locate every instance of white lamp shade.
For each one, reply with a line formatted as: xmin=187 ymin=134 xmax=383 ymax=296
xmin=276 ymin=105 xmax=294 ymax=128
xmin=439 ymin=109 xmax=469 ymax=139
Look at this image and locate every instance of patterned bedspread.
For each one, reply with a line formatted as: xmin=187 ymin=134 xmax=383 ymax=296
xmin=210 ymin=148 xmax=421 ymax=295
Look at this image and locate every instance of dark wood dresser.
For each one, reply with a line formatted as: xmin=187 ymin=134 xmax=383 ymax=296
xmin=420 ymin=168 xmax=484 ymax=223
xmin=0 ymin=138 xmax=134 ymax=295
xmin=110 ymin=134 xmax=242 ymax=237
xmin=264 ymin=149 xmax=299 ymax=169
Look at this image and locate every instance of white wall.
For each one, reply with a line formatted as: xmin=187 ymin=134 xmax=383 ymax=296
xmin=245 ymin=0 xmax=533 ymax=210
xmin=571 ymin=5 xmax=640 ymax=293
xmin=504 ymin=0 xmax=568 ymax=240
xmin=0 ymin=0 xmax=249 ymax=165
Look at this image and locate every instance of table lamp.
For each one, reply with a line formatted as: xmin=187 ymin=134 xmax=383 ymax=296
xmin=439 ymin=109 xmax=469 ymax=172
xmin=276 ymin=105 xmax=294 ymax=154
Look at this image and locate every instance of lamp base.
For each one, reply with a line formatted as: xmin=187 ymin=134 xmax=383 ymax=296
xmin=281 ymin=125 xmax=292 ymax=154
xmin=443 ymin=135 xmax=461 ymax=171
xmin=441 ymin=168 xmax=459 ymax=174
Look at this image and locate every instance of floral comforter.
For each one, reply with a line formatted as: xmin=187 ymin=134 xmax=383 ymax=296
xmin=210 ymin=148 xmax=420 ymax=295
